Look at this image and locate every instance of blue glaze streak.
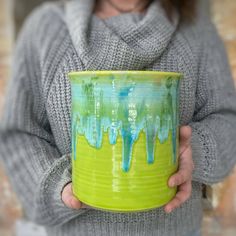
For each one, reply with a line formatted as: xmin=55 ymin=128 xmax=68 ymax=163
xmin=71 ymin=75 xmax=180 ymax=172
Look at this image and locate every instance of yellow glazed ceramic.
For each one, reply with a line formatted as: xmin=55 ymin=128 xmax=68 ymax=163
xmin=69 ymin=71 xmax=182 ymax=212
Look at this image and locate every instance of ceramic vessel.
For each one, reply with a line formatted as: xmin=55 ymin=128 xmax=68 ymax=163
xmin=69 ymin=71 xmax=182 ymax=212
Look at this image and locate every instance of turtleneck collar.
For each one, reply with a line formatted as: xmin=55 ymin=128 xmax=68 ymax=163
xmin=65 ymin=0 xmax=179 ymax=70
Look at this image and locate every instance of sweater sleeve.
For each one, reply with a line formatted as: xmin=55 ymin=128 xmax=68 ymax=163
xmin=0 ymin=6 xmax=89 ymax=226
xmin=190 ymin=20 xmax=236 ymax=185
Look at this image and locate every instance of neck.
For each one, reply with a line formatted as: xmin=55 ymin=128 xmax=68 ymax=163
xmin=94 ymin=0 xmax=152 ymax=19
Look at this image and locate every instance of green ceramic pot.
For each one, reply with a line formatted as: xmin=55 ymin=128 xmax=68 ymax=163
xmin=69 ymin=71 xmax=182 ymax=212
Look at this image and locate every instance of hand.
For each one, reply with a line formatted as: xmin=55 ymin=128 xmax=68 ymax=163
xmin=61 ymin=182 xmax=91 ymax=209
xmin=164 ymin=125 xmax=194 ymax=214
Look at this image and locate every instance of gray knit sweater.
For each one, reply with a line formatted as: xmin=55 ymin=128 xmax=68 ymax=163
xmin=1 ymin=0 xmax=236 ymax=235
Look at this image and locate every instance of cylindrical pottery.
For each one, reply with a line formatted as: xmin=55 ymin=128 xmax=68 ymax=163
xmin=69 ymin=71 xmax=182 ymax=212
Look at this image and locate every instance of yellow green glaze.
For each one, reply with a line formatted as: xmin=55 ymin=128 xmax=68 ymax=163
xmin=69 ymin=70 xmax=182 ymax=212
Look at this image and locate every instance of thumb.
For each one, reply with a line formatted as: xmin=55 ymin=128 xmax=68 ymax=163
xmin=61 ymin=182 xmax=82 ymax=209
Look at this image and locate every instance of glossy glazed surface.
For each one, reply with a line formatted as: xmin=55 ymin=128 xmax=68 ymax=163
xmin=70 ymin=71 xmax=181 ymax=211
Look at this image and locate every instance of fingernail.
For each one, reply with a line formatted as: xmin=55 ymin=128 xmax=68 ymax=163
xmin=166 ymin=207 xmax=172 ymax=213
xmin=169 ymin=180 xmax=175 ymax=187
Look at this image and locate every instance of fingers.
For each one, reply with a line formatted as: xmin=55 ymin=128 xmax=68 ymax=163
xmin=168 ymin=125 xmax=194 ymax=187
xmin=168 ymin=148 xmax=194 ymax=187
xmin=180 ymin=126 xmax=192 ymax=143
xmin=61 ymin=182 xmax=82 ymax=209
xmin=165 ymin=180 xmax=192 ymax=213
xmin=165 ymin=126 xmax=194 ymax=213
xmin=179 ymin=126 xmax=192 ymax=155
xmin=168 ymin=167 xmax=191 ymax=187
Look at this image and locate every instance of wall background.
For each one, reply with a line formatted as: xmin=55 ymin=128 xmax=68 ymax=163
xmin=0 ymin=0 xmax=236 ymax=235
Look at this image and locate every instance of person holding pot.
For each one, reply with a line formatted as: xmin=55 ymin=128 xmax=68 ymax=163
xmin=0 ymin=0 xmax=236 ymax=235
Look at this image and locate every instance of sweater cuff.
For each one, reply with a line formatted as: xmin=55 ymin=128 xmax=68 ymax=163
xmin=190 ymin=123 xmax=217 ymax=185
xmin=190 ymin=129 xmax=206 ymax=182
xmin=34 ymin=154 xmax=89 ymax=226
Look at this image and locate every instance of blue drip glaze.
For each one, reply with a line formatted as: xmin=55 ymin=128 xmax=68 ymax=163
xmin=71 ymin=75 xmax=180 ymax=172
xmin=145 ymin=115 xmax=158 ymax=164
xmin=121 ymin=128 xmax=135 ymax=172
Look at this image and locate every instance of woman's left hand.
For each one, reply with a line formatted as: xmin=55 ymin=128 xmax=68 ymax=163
xmin=164 ymin=125 xmax=194 ymax=214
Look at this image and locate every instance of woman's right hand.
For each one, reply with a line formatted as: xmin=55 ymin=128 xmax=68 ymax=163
xmin=61 ymin=182 xmax=90 ymax=209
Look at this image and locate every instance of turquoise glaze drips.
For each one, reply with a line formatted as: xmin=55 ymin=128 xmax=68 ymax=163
xmin=70 ymin=72 xmax=181 ymax=172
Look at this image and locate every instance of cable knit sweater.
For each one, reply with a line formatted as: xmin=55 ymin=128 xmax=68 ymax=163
xmin=0 ymin=0 xmax=236 ymax=235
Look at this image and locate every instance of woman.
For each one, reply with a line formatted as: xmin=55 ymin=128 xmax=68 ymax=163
xmin=0 ymin=0 xmax=236 ymax=235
